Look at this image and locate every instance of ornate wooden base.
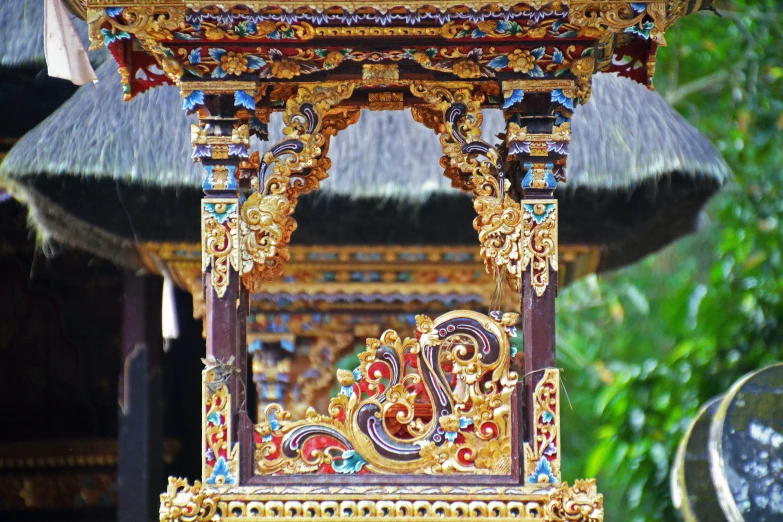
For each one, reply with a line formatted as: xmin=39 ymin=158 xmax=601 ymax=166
xmin=160 ymin=479 xmax=603 ymax=521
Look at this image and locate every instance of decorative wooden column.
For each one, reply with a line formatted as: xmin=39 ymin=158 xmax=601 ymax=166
xmin=189 ymin=83 xmax=357 ymax=487
xmin=194 ymin=91 xmax=247 ymax=485
xmin=502 ymin=74 xmax=586 ymax=483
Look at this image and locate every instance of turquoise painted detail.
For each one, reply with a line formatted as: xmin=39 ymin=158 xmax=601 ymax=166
xmin=183 ymin=90 xmax=205 ymax=111
xmin=523 ymin=203 xmax=556 ymax=224
xmin=235 ymin=90 xmax=256 ymax=110
xmin=332 ymin=450 xmax=366 ymax=474
xmin=527 ymin=457 xmax=557 ymax=484
xmin=206 ymin=456 xmax=236 ymax=485
xmin=101 ymin=28 xmax=130 ymax=46
xmin=203 ymin=202 xmax=237 ymax=224
xmin=268 ymin=411 xmax=281 ymax=431
xmin=503 ymin=89 xmax=524 ymax=109
xmin=551 ymin=89 xmax=574 ymax=110
xmin=522 ymin=162 xmax=557 ymax=190
xmin=625 ymin=20 xmax=655 ymax=39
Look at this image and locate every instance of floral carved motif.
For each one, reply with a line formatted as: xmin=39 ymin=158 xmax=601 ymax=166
xmin=202 ymin=356 xmax=240 ymax=486
xmin=239 ymin=83 xmax=356 ymax=290
xmin=254 ymin=310 xmax=518 ymax=475
xmin=410 ymin=83 xmax=523 ymax=292
xmin=202 ymin=199 xmax=238 ymax=298
xmin=521 ymin=201 xmax=558 ymax=297
xmin=524 ymin=368 xmax=561 ymax=485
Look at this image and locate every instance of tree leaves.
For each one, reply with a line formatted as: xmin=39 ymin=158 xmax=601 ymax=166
xmin=558 ymin=4 xmax=783 ymax=518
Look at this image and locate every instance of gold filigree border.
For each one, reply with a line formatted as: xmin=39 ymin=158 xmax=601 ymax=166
xmin=159 ymin=478 xmax=604 ymax=521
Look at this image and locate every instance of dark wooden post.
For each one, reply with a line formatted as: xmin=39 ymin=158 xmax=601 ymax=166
xmin=236 ymin=164 xmax=254 ymax=483
xmin=118 ymin=271 xmax=163 ymax=522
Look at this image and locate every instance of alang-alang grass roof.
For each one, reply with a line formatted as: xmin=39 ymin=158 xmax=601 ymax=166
xmin=0 ymin=0 xmax=104 ymax=69
xmin=0 ymin=59 xmax=730 ymax=272
xmin=0 ymin=0 xmax=106 ymax=159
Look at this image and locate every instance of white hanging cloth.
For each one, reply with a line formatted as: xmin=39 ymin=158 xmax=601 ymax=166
xmin=161 ymin=271 xmax=180 ymax=350
xmin=44 ymin=0 xmax=97 ymax=85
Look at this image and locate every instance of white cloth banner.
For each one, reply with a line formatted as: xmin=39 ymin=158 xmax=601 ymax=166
xmin=162 ymin=272 xmax=180 ymax=348
xmin=44 ymin=0 xmax=97 ymax=85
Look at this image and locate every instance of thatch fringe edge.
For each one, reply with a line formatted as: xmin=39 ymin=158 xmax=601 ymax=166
xmin=3 ymin=180 xmax=143 ymax=270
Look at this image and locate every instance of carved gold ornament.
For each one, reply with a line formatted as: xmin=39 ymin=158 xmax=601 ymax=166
xmin=202 ymin=199 xmax=239 ymax=298
xmin=521 ymin=201 xmax=558 ymax=298
xmin=524 ymin=368 xmax=561 ymax=484
xmin=159 ymin=478 xmax=217 ymax=522
xmin=368 ymin=92 xmax=404 ymax=111
xmin=362 ymin=64 xmax=400 ymax=85
xmin=570 ymin=56 xmax=595 ymax=103
xmin=570 ymin=2 xmax=667 ymax=44
xmin=502 ymin=79 xmax=575 ymax=99
xmin=202 ymin=356 xmax=240 ymax=487
xmin=254 ymin=310 xmax=518 ymax=475
xmin=157 ymin=480 xmax=603 ymax=521
xmin=239 ymin=83 xmax=356 ymax=289
xmin=316 ymin=25 xmax=440 ymax=37
xmin=545 ymin=480 xmax=604 ymax=522
xmin=321 ymin=107 xmax=361 ymax=137
xmin=410 ymin=83 xmax=522 ymax=292
xmin=289 ymin=335 xmax=355 ymax=417
xmin=87 ymin=7 xmax=187 ymax=80
xmin=508 ymin=122 xmax=571 ymax=145
xmin=508 ymin=122 xmax=571 ymax=157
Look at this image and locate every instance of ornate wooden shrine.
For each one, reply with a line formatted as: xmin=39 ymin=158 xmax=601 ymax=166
xmin=82 ymin=1 xmax=710 ymax=520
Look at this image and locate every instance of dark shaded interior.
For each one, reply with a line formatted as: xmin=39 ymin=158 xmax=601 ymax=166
xmin=0 ymin=67 xmax=79 ymax=150
xmin=0 ymin=199 xmax=204 ymax=521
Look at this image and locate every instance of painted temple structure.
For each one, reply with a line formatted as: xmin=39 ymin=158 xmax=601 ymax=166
xmin=0 ymin=1 xmax=731 ymax=521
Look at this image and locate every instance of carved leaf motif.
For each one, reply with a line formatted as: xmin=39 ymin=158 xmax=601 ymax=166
xmin=253 ymin=310 xmax=518 ymax=476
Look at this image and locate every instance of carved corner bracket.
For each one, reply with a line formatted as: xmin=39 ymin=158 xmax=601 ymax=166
xmin=409 ymin=83 xmax=523 ymax=294
xmin=239 ymin=83 xmax=358 ymax=291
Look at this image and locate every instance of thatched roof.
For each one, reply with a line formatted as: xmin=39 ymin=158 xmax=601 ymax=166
xmin=0 ymin=1 xmax=107 ymax=155
xmin=0 ymin=0 xmax=99 ymax=68
xmin=2 ymin=61 xmax=730 ymax=195
xmin=0 ymin=59 xmax=730 ymax=271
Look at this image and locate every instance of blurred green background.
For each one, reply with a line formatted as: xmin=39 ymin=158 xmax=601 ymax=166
xmin=558 ymin=1 xmax=783 ymax=519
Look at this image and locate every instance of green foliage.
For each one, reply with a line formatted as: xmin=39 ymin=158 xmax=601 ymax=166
xmin=558 ymin=2 xmax=783 ymax=520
